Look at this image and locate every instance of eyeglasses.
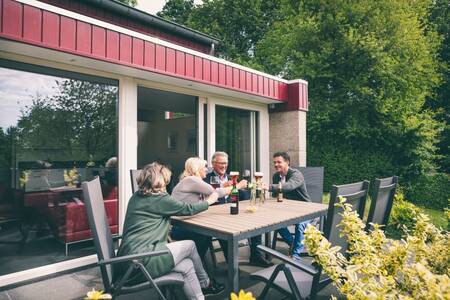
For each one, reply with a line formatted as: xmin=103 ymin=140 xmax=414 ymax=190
xmin=214 ymin=161 xmax=228 ymax=165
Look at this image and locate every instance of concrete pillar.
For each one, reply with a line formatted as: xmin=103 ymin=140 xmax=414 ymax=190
xmin=269 ymin=110 xmax=307 ymax=172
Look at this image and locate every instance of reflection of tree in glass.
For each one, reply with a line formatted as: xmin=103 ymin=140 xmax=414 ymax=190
xmin=15 ymin=79 xmax=118 ymax=162
xmin=216 ymin=106 xmax=243 ymax=172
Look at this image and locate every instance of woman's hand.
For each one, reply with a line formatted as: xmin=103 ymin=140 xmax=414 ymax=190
xmin=206 ymin=192 xmax=219 ymax=205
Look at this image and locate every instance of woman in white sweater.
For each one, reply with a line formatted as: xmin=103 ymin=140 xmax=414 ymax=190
xmin=171 ymin=157 xmax=231 ymax=258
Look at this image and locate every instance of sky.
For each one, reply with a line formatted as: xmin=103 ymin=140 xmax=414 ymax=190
xmin=136 ymin=0 xmax=203 ymax=15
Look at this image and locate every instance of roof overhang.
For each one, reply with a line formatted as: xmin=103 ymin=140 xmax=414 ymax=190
xmin=0 ymin=0 xmax=308 ymax=110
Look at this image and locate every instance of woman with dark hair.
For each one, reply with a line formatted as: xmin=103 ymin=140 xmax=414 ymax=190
xmin=114 ymin=162 xmax=224 ymax=300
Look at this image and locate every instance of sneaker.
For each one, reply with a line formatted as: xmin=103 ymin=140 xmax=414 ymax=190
xmin=291 ymin=254 xmax=302 ymax=262
xmin=249 ymin=253 xmax=273 ymax=267
xmin=202 ymin=279 xmax=225 ymax=296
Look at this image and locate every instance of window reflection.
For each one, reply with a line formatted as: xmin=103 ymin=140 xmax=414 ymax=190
xmin=215 ymin=105 xmax=253 ymax=173
xmin=0 ymin=62 xmax=118 ymax=275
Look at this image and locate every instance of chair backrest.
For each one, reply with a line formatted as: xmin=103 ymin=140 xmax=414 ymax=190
xmin=324 ymin=180 xmax=370 ymax=255
xmin=293 ymin=167 xmax=324 ymax=203
xmin=366 ymin=176 xmax=398 ymax=230
xmin=130 ymin=169 xmax=141 ymax=194
xmin=82 ymin=177 xmax=115 ymax=291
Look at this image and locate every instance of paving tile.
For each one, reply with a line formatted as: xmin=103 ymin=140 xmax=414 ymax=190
xmin=0 ymin=291 xmax=13 ymax=300
xmin=3 ymin=240 xmax=342 ymax=300
xmin=7 ymin=274 xmax=89 ymax=300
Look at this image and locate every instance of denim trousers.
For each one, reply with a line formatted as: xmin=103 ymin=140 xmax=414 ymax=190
xmin=277 ymin=220 xmax=310 ymax=258
xmin=167 ymin=240 xmax=210 ymax=300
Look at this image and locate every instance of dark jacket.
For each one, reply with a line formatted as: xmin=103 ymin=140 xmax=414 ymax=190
xmin=271 ymin=168 xmax=311 ymax=202
xmin=203 ymin=171 xmax=250 ymax=203
xmin=114 ymin=192 xmax=208 ymax=284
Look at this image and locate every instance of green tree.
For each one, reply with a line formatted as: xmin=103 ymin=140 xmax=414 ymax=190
xmin=158 ymin=0 xmax=281 ymax=63
xmin=16 ymin=80 xmax=118 ymax=162
xmin=255 ymin=0 xmax=441 ymax=184
xmin=428 ymin=0 xmax=450 ymax=173
xmin=157 ymin=0 xmax=194 ymax=25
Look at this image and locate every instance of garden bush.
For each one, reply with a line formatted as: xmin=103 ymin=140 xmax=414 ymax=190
xmin=304 ymin=196 xmax=450 ymax=299
xmin=307 ymin=144 xmax=396 ymax=192
xmin=404 ymin=172 xmax=450 ymax=210
xmin=385 ymin=192 xmax=422 ymax=239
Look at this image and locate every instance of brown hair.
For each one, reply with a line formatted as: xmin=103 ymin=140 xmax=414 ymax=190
xmin=137 ymin=162 xmax=171 ymax=195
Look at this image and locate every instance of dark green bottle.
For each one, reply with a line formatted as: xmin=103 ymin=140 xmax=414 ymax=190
xmin=230 ymin=183 xmax=239 ymax=215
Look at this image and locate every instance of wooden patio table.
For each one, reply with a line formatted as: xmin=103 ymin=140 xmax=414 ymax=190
xmin=171 ymin=198 xmax=328 ymax=293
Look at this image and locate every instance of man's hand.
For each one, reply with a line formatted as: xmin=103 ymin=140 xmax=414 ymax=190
xmin=237 ymin=179 xmax=248 ymax=190
xmin=260 ymin=182 xmax=269 ymax=190
xmin=206 ymin=192 xmax=219 ymax=205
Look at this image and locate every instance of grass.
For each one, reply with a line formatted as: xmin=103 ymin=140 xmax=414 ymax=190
xmin=322 ymin=193 xmax=448 ymax=230
xmin=420 ymin=206 xmax=448 ymax=229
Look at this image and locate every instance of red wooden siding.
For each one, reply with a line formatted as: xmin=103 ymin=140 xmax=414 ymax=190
xmin=39 ymin=0 xmax=212 ymax=55
xmin=0 ymin=0 xmax=308 ymax=111
xmin=23 ymin=6 xmax=41 ymax=42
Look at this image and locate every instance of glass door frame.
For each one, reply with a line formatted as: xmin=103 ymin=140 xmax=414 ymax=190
xmin=203 ymin=97 xmax=270 ymax=179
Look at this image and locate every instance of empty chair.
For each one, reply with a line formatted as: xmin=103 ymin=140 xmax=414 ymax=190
xmin=293 ymin=167 xmax=324 ymax=203
xmin=366 ymin=176 xmax=398 ymax=231
xmin=130 ymin=169 xmax=141 ymax=194
xmin=82 ymin=177 xmax=183 ymax=299
xmin=252 ymin=180 xmax=369 ymax=300
xmin=271 ymin=166 xmax=324 ymax=251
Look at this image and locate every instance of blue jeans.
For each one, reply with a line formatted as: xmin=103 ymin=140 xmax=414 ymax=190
xmin=277 ymin=220 xmax=310 ymax=258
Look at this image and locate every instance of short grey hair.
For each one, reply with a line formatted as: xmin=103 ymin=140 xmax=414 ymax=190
xmin=212 ymin=151 xmax=228 ymax=162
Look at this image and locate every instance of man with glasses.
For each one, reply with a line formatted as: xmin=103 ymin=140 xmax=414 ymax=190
xmin=204 ymin=151 xmax=272 ymax=267
xmin=204 ymin=151 xmax=247 ymax=203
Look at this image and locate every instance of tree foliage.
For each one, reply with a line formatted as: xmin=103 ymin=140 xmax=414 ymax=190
xmin=158 ymin=0 xmax=448 ymax=202
xmin=159 ymin=0 xmax=281 ymax=63
xmin=427 ymin=0 xmax=450 ymax=173
xmin=15 ymin=80 xmax=118 ymax=162
xmin=256 ymin=0 xmax=441 ymax=182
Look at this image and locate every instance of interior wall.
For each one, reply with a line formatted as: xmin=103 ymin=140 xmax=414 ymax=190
xmin=138 ymin=115 xmax=196 ymax=181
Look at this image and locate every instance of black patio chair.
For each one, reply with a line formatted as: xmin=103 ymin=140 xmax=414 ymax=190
xmin=271 ymin=166 xmax=325 ymax=251
xmin=130 ymin=169 xmax=141 ymax=194
xmin=366 ymin=176 xmax=398 ymax=231
xmin=252 ymin=180 xmax=370 ymax=300
xmin=82 ymin=177 xmax=184 ymax=300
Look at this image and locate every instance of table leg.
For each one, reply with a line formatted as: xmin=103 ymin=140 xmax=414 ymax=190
xmin=227 ymin=236 xmax=239 ymax=293
xmin=264 ymin=232 xmax=271 ymax=260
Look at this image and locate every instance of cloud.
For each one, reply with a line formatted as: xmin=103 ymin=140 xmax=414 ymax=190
xmin=0 ymin=67 xmax=60 ymax=130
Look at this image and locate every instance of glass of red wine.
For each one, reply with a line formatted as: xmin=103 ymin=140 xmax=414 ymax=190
xmin=210 ymin=176 xmax=221 ymax=189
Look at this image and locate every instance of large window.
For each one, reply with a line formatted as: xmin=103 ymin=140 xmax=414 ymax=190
xmin=0 ymin=60 xmax=118 ymax=275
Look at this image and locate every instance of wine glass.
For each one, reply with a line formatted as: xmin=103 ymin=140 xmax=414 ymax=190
xmin=210 ymin=176 xmax=220 ymax=189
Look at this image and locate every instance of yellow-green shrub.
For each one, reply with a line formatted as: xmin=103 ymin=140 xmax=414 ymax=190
xmin=304 ymin=196 xmax=450 ymax=299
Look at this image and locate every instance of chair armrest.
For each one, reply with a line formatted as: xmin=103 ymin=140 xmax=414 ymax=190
xmin=98 ymin=250 xmax=169 ymax=266
xmin=257 ymin=245 xmax=318 ymax=276
xmin=112 ymin=234 xmax=122 ymax=240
